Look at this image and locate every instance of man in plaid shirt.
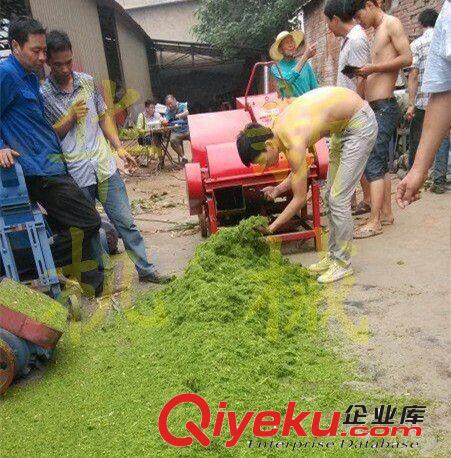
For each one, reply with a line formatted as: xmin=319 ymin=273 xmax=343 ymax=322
xmin=407 ymin=8 xmax=449 ymax=194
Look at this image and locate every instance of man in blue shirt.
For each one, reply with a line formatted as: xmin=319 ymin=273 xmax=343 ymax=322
xmin=269 ymin=30 xmax=319 ymax=98
xmin=0 ymin=17 xmax=104 ymax=296
xmin=163 ymin=94 xmax=190 ymax=163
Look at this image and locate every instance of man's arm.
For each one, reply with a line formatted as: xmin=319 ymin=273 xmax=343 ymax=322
xmin=0 ymin=72 xmax=20 ymax=167
xmin=397 ymin=90 xmax=451 ymax=207
xmin=406 ymin=68 xmax=419 ymax=120
xmin=99 ymin=111 xmax=136 ymax=169
xmin=176 ymin=110 xmax=189 ymax=120
xmin=53 ymin=100 xmax=88 ymax=138
xmin=357 ymin=17 xmax=412 ymax=76
xmin=268 ymin=141 xmax=308 ymax=234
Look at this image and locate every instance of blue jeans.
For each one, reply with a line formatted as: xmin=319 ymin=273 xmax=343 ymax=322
xmin=81 ymin=172 xmax=155 ymax=277
xmin=433 ymin=137 xmax=450 ymax=185
xmin=409 ymin=107 xmax=450 ymax=185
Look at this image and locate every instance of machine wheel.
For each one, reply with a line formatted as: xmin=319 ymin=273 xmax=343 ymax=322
xmin=198 ymin=210 xmax=209 ymax=238
xmin=0 ymin=339 xmax=15 ymax=395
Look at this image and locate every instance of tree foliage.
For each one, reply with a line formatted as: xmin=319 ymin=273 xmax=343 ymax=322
xmin=194 ymin=0 xmax=302 ymax=57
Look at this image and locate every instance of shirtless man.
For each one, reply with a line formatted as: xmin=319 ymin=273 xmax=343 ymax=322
xmin=352 ymin=0 xmax=412 ymax=238
xmin=236 ymin=87 xmax=378 ymax=283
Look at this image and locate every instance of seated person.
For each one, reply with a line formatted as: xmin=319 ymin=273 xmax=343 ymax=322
xmin=236 ymin=87 xmax=378 ymax=284
xmin=137 ymin=99 xmax=163 ymax=151
xmin=269 ymin=30 xmax=319 ymax=98
xmin=137 ymin=98 xmax=162 ymax=130
xmin=163 ymin=94 xmax=190 ymax=163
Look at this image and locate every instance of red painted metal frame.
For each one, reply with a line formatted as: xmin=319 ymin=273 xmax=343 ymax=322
xmin=0 ymin=305 xmax=62 ymax=350
xmin=244 ymin=61 xmax=277 ymax=121
xmin=185 ymin=60 xmax=329 ymax=248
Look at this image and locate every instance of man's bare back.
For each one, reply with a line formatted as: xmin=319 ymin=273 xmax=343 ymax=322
xmin=274 ymin=87 xmax=365 ymax=147
xmin=366 ymin=14 xmax=402 ymax=101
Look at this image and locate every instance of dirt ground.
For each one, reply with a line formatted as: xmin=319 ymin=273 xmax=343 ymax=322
xmin=112 ymin=154 xmax=450 ymax=454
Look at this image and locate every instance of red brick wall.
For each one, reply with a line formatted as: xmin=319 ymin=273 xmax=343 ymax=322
xmin=303 ymin=0 xmax=444 ymax=85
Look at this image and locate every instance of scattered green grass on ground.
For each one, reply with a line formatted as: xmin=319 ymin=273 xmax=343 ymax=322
xmin=0 ymin=218 xmax=417 ymax=456
xmin=0 ymin=278 xmax=68 ymax=332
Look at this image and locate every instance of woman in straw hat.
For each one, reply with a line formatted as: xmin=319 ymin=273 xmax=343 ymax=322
xmin=269 ymin=30 xmax=319 ymax=98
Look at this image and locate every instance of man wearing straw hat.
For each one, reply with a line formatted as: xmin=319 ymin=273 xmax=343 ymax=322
xmin=269 ymin=30 xmax=319 ymax=98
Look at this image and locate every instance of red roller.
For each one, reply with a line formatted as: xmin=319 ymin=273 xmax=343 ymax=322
xmin=188 ymin=109 xmax=252 ymax=167
xmin=185 ymin=162 xmax=204 ymax=216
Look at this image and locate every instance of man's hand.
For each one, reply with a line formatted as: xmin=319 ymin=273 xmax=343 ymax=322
xmin=261 ymin=186 xmax=279 ymax=201
xmin=355 ymin=64 xmax=376 ymax=78
xmin=117 ymin=147 xmax=137 ymax=174
xmin=70 ymin=100 xmax=88 ymax=121
xmin=405 ymin=105 xmax=415 ymax=122
xmin=254 ymin=225 xmax=272 ymax=236
xmin=302 ymin=44 xmax=317 ymax=60
xmin=0 ymin=148 xmax=20 ymax=168
xmin=396 ymin=167 xmax=428 ymax=208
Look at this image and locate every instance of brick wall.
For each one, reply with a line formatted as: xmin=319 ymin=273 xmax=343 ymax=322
xmin=303 ymin=0 xmax=444 ymax=85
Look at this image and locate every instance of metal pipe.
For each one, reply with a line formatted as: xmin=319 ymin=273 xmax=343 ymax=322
xmin=263 ymin=65 xmax=270 ymax=94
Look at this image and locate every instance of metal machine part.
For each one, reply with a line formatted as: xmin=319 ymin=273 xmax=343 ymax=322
xmin=0 ymin=329 xmax=51 ymax=395
xmin=0 ymin=164 xmax=64 ymax=394
xmin=185 ymin=62 xmax=329 ymax=248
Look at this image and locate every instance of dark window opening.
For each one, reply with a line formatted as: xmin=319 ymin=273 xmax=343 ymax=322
xmin=97 ymin=5 xmax=124 ymax=92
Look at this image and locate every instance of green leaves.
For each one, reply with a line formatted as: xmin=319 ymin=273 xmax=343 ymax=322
xmin=194 ymin=0 xmax=301 ymax=57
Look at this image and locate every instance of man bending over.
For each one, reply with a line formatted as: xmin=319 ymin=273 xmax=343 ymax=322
xmin=236 ymin=87 xmax=378 ymax=284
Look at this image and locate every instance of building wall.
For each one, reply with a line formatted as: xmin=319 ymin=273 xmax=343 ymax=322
xmin=304 ymin=0 xmax=444 ymax=85
xmin=29 ymin=0 xmax=110 ymax=84
xmin=126 ymin=0 xmax=200 ymax=42
xmin=115 ymin=13 xmax=153 ymax=100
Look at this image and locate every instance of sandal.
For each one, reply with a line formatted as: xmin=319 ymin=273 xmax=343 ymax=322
xmin=354 ymin=225 xmax=383 ymax=239
xmin=352 ymin=201 xmax=371 ymax=216
xmin=357 ymin=216 xmax=394 ymax=227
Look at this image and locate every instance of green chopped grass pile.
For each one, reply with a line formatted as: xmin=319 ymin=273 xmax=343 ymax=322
xmin=0 ymin=217 xmax=402 ymax=456
xmin=0 ymin=278 xmax=67 ymax=332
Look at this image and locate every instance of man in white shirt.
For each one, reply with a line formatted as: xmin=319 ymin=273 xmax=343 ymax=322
xmin=324 ymin=0 xmax=372 ymax=215
xmin=397 ymin=0 xmax=451 ymax=206
xmin=406 ymin=8 xmax=449 ymax=194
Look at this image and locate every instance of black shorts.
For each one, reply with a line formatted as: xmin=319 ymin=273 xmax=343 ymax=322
xmin=364 ymin=98 xmax=400 ymax=182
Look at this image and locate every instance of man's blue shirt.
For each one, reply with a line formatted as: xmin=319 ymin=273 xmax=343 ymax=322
xmin=0 ymin=55 xmax=65 ymax=176
xmin=164 ymin=101 xmax=189 ymax=134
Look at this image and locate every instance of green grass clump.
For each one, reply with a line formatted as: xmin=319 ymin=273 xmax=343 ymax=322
xmin=0 ymin=217 xmax=407 ymax=456
xmin=0 ymin=278 xmax=67 ymax=332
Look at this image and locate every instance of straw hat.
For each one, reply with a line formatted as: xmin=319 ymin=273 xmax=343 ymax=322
xmin=269 ymin=30 xmax=304 ymax=61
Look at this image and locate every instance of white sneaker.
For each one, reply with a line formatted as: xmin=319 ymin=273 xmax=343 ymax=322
xmin=308 ymin=254 xmax=333 ymax=274
xmin=317 ymin=261 xmax=354 ymax=284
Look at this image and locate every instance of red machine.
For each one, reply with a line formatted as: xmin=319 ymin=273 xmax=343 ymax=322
xmin=185 ymin=62 xmax=329 ymax=249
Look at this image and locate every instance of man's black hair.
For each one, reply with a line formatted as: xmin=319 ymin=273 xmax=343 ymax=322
xmin=145 ymin=98 xmax=157 ymax=107
xmin=8 ymin=16 xmax=46 ymax=47
xmin=418 ymin=8 xmax=438 ymax=28
xmin=352 ymin=0 xmax=378 ymax=13
xmin=46 ymin=30 xmax=72 ymax=58
xmin=324 ymin=0 xmax=355 ymax=22
xmin=236 ymin=123 xmax=274 ymax=167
